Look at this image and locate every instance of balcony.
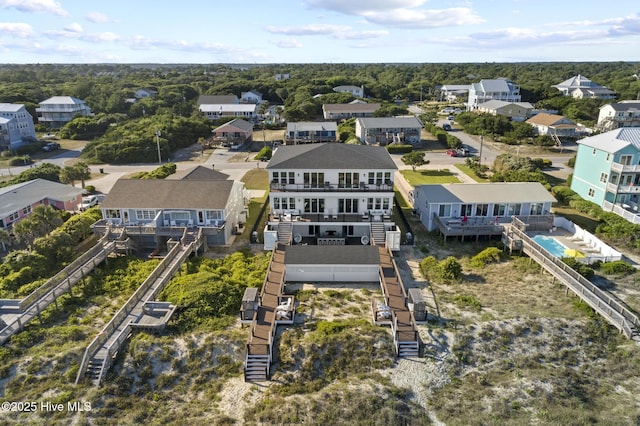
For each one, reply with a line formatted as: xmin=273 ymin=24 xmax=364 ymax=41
xmin=269 ymin=211 xmax=393 ymax=223
xmin=611 ymin=162 xmax=640 ymax=173
xmin=269 ymin=182 xmax=394 ymax=193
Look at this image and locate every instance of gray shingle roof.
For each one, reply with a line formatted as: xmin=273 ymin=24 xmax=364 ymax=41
xmin=601 ymin=101 xmax=640 ymax=112
xmin=356 ymin=117 xmax=423 ymax=129
xmin=215 ymin=118 xmax=254 ymax=132
xmin=168 ymin=165 xmax=229 ymax=181
xmin=286 ymin=122 xmax=337 ymax=132
xmin=0 ymin=179 xmax=83 ymax=217
xmin=266 ymin=143 xmax=397 ymax=170
xmin=416 ymin=183 xmax=556 ymax=204
xmin=100 ymin=179 xmax=235 ymax=210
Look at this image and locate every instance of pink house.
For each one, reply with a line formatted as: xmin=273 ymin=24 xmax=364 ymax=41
xmin=0 ymin=179 xmax=84 ymax=228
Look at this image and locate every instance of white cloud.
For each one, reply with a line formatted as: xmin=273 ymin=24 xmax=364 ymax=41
xmin=276 ymin=38 xmax=303 ymax=48
xmin=0 ymin=22 xmax=35 ymax=38
xmin=265 ymin=24 xmax=351 ymax=36
xmin=64 ymin=22 xmax=83 ymax=33
xmin=86 ymin=12 xmax=110 ymax=23
xmin=0 ymin=0 xmax=67 ymax=16
xmin=304 ymin=1 xmax=483 ymax=29
xmin=337 ymin=30 xmax=389 ymax=40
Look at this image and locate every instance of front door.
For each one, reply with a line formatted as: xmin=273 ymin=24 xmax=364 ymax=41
xmin=197 ymin=211 xmax=205 ymax=225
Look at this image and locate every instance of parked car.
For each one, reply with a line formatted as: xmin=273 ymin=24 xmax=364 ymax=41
xmin=447 ymin=115 xmax=455 ymax=121
xmin=446 ymin=149 xmax=458 ymax=157
xmin=42 ymin=142 xmax=60 ymax=152
xmin=442 ymin=123 xmax=452 ymax=131
xmin=456 ymin=147 xmax=470 ymax=157
xmin=79 ymin=195 xmax=99 ymax=211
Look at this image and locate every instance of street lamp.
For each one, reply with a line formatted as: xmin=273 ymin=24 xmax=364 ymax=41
xmin=155 ymin=130 xmax=162 ymax=164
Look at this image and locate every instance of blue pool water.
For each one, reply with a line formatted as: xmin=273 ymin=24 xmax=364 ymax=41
xmin=532 ymin=235 xmax=568 ymax=258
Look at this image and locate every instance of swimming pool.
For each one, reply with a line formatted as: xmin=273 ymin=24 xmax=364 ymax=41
xmin=532 ymin=235 xmax=569 ymax=258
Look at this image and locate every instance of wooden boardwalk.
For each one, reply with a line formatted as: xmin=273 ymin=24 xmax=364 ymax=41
xmin=244 ymin=244 xmax=292 ymax=381
xmin=0 ymin=238 xmax=117 ymax=345
xmin=506 ymin=226 xmax=640 ymax=339
xmin=76 ymin=229 xmax=205 ymax=386
xmin=377 ymin=246 xmax=419 ymax=357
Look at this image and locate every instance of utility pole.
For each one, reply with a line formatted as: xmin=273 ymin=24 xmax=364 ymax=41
xmin=479 ymin=131 xmax=484 ymax=168
xmin=155 ymin=130 xmax=162 ymax=164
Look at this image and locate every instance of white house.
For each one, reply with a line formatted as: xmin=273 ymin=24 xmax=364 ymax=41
xmin=36 ymin=96 xmax=92 ymax=128
xmin=466 ymin=79 xmax=521 ymax=111
xmin=552 ymin=75 xmax=616 ymax=99
xmin=355 ymin=117 xmax=423 ymax=145
xmin=525 ymin=113 xmax=580 ymax=139
xmin=597 ymin=101 xmax=640 ymax=131
xmin=0 ymin=103 xmax=37 ymax=150
xmin=285 ymin=122 xmax=338 ymax=144
xmin=135 ymin=88 xmax=158 ymax=99
xmin=333 ymin=85 xmax=365 ymax=98
xmin=439 ymin=84 xmax=469 ymax=102
xmin=413 ymin=183 xmax=556 ymax=234
xmin=322 ymin=102 xmax=380 ymax=120
xmin=263 ymin=143 xmax=401 ymax=251
xmin=240 ymin=90 xmax=263 ymax=104
xmin=475 ymin=100 xmax=534 ymax=121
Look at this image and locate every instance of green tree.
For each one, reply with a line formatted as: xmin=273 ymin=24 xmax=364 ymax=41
xmin=401 ymin=151 xmax=429 ymax=171
xmin=13 ymin=206 xmax=64 ymax=249
xmin=0 ymin=228 xmax=11 ymax=252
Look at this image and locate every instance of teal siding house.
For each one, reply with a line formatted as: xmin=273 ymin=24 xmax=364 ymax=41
xmin=571 ymin=128 xmax=640 ymax=224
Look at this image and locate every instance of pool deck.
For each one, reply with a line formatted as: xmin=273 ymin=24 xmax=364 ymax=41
xmin=527 ymin=228 xmax=602 ymax=256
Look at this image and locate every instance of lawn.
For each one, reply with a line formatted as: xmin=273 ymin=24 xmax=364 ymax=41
xmin=455 ymin=164 xmax=489 ymax=182
xmin=400 ymin=168 xmax=460 ymax=185
xmin=241 ymin=168 xmax=268 ymax=190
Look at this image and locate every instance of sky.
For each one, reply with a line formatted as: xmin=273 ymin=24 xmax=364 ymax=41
xmin=0 ymin=0 xmax=639 ymax=64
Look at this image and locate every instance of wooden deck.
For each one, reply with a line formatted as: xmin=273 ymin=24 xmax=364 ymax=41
xmin=377 ymin=247 xmax=420 ymax=357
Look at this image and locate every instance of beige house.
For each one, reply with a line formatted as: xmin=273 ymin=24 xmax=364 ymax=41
xmin=476 ymin=100 xmax=534 ymax=121
xmin=526 ymin=113 xmax=579 ymax=139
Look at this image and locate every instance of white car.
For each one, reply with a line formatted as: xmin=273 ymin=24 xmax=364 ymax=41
xmin=79 ymin=195 xmax=99 ymax=211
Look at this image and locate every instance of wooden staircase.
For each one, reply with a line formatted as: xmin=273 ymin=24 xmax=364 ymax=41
xmin=277 ymin=222 xmax=293 ymax=244
xmin=244 ymin=354 xmax=270 ymax=381
xmin=370 ymin=222 xmax=386 ymax=246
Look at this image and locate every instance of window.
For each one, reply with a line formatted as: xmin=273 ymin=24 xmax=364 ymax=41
xmin=135 ymin=210 xmax=156 ymax=220
xmin=384 ymin=172 xmax=391 ymax=184
xmin=273 ymin=197 xmax=295 ymax=210
xmin=206 ymin=211 xmax=223 ymax=220
xmin=8 ymin=211 xmax=19 ymax=222
xmin=529 ymin=203 xmax=544 ymax=215
xmin=587 ymin=188 xmax=595 ymax=197
xmin=600 ymin=173 xmax=608 ymax=183
xmin=303 ymin=198 xmax=325 ymax=213
xmin=438 ymin=204 xmax=451 ymax=217
xmin=475 ymin=204 xmax=489 ymax=216
xmin=105 ymin=209 xmax=121 ymax=219
xmin=592 ymin=148 xmax=597 ymax=155
xmin=461 ymin=204 xmax=473 ymax=216
xmin=368 ymin=172 xmax=383 ymax=185
xmin=338 ymin=172 xmax=359 ymax=188
xmin=493 ymin=204 xmax=506 ymax=216
xmin=507 ymin=204 xmax=521 ymax=216
xmin=367 ymin=197 xmax=386 ymax=210
xmin=338 ymin=198 xmax=359 ymax=213
xmin=620 ymin=155 xmax=632 ymax=166
xmin=303 ymin=172 xmax=324 ymax=188
xmin=22 ymin=205 xmax=32 ymax=215
xmin=606 ymin=153 xmax=611 ymax=161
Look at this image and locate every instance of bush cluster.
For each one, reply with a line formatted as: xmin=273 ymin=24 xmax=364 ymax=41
xmin=420 ymin=256 xmax=463 ymax=282
xmin=424 ymin=122 xmax=461 ymax=148
xmin=386 ymin=144 xmax=413 ymax=154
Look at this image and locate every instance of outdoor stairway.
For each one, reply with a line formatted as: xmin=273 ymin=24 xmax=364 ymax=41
xmin=0 ymin=237 xmax=116 ymax=345
xmin=508 ymin=226 xmax=640 ymax=339
xmin=377 ymin=246 xmax=420 ymax=357
xmin=244 ymin=244 xmax=293 ymax=382
xmin=76 ymin=230 xmax=205 ymax=386
xmin=370 ymin=222 xmax=386 ymax=246
xmin=277 ymin=222 xmax=293 ymax=244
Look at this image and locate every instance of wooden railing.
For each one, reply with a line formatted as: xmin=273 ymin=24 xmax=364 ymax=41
xmin=511 ymin=226 xmax=639 ymax=338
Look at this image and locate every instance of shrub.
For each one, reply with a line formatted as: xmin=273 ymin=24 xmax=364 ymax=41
xmin=454 ymin=294 xmax=481 ymax=312
xmin=386 ymin=144 xmax=413 ymax=154
xmin=551 ymin=186 xmax=578 ymax=204
xmin=255 ymin=146 xmax=273 ymax=161
xmin=562 ymin=257 xmax=595 ymax=278
xmin=84 ymin=185 xmax=96 ymax=193
xmin=469 ymin=247 xmax=503 ymax=268
xmin=599 ymin=260 xmax=636 ymax=276
xmin=440 ymin=257 xmax=463 ymax=281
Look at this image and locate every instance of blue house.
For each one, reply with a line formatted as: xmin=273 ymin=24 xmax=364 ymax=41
xmin=571 ymin=128 xmax=640 ymax=224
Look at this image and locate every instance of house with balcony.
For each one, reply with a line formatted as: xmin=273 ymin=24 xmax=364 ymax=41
xmin=285 ymin=122 xmax=338 ymax=144
xmin=525 ymin=113 xmax=580 ymax=139
xmin=597 ymin=101 xmax=640 ymax=131
xmin=36 ymin=96 xmax=92 ymax=128
xmin=552 ymin=75 xmax=616 ymax=99
xmin=439 ymin=84 xmax=469 ymax=102
xmin=355 ymin=117 xmax=423 ymax=145
xmin=333 ymin=85 xmax=365 ymax=98
xmin=413 ymin=183 xmax=556 ymax=240
xmin=571 ymin=128 xmax=640 ymax=224
xmin=475 ymin=100 xmax=534 ymax=121
xmin=322 ymin=102 xmax=381 ymax=120
xmin=0 ymin=179 xmax=84 ymax=229
xmin=263 ymin=143 xmax=401 ymax=251
xmin=92 ymin=166 xmax=248 ymax=248
xmin=0 ymin=103 xmax=37 ymax=150
xmin=466 ymin=78 xmax=521 ymax=111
